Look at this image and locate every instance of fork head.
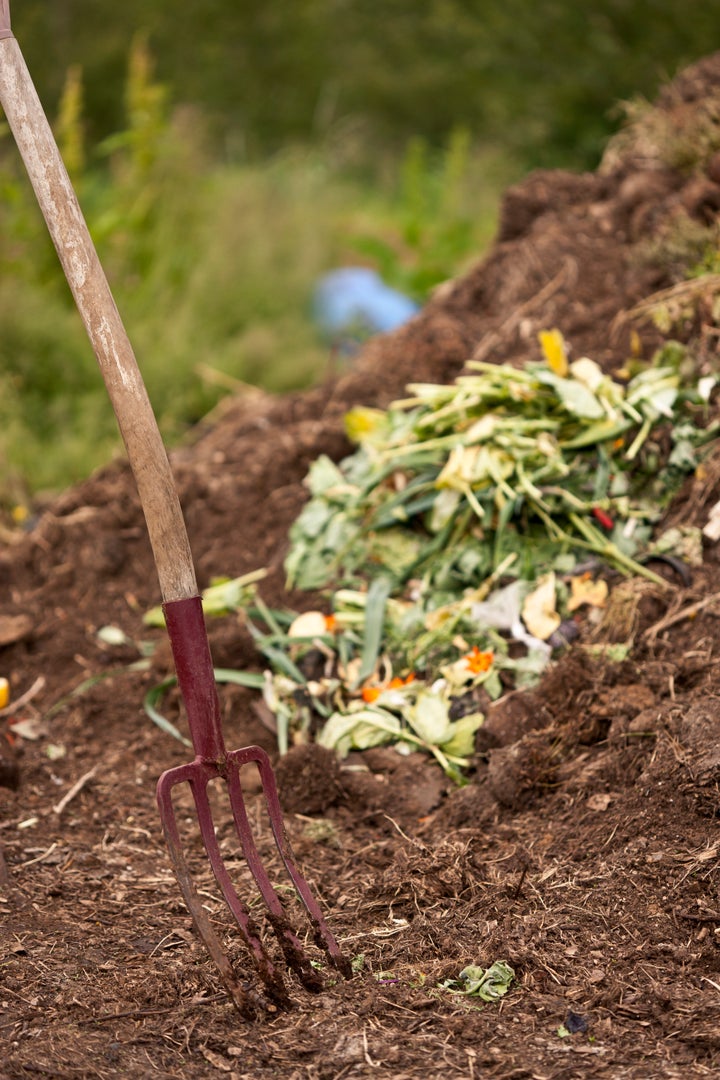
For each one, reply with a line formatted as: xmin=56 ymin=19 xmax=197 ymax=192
xmin=157 ymin=744 xmax=350 ymax=1017
xmin=157 ymin=595 xmax=350 ymax=1015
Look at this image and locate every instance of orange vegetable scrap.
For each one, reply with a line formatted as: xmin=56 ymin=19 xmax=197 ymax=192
xmin=463 ymin=646 xmax=494 ymax=674
xmin=388 ymin=669 xmax=416 ymax=686
xmin=361 ymin=673 xmax=415 ymax=703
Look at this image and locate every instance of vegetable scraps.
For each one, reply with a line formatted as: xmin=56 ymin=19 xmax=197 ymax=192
xmin=286 ymin=340 xmax=715 ymax=596
xmin=272 ymin=337 xmax=714 ymax=772
xmin=143 ymin=335 xmax=717 ymax=781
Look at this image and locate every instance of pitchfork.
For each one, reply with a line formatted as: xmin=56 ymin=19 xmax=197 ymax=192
xmin=0 ymin=3 xmax=350 ymax=1017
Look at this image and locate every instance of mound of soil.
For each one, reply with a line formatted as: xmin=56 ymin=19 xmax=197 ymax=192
xmin=2 ymin=56 xmax=720 ymax=1079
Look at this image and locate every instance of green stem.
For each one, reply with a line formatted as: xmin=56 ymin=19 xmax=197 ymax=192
xmin=625 ymin=416 xmax=652 ymax=461
xmin=568 ymin=513 xmax=668 ymax=586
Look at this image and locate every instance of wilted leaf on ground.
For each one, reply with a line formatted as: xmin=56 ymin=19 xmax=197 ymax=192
xmin=442 ymin=960 xmax=515 ymax=1000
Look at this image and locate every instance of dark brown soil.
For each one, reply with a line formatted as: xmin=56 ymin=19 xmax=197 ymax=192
xmin=2 ymin=56 xmax=720 ymax=1079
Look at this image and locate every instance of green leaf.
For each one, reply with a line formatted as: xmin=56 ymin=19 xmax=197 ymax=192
xmin=286 ymin=542 xmax=334 ymax=591
xmin=429 ymin=486 xmax=462 ymax=532
xmin=405 ymin=689 xmax=451 ymax=744
xmin=440 ymin=712 xmax=484 ymax=757
xmin=213 ymin=668 xmax=266 ymax=690
xmin=200 ymin=569 xmax=267 ymax=615
xmin=442 ymin=960 xmax=515 ymax=1000
xmin=356 ymin=576 xmax=392 ymax=686
xmin=252 ymin=637 xmax=307 ymax=684
xmin=293 ymin=497 xmax=335 ymax=540
xmin=143 ymin=668 xmax=265 ymax=747
xmin=143 ymin=569 xmax=267 ymax=625
xmin=305 ymin=454 xmax=347 ymax=497
xmin=367 ymin=527 xmax=422 ymax=577
xmin=143 ymin=678 xmax=192 ymax=748
xmin=535 ymin=369 xmax=605 ymax=419
xmin=317 ymin=708 xmax=402 ymax=756
xmin=561 ymin=417 xmax=631 ymax=449
xmin=143 ymin=604 xmax=166 ymax=628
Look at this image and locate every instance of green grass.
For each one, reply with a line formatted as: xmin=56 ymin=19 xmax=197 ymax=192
xmin=0 ymin=48 xmax=509 ymax=506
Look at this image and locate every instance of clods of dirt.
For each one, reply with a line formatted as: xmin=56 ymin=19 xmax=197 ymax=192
xmin=2 ymin=53 xmax=720 ymax=1080
xmin=274 ymin=744 xmax=342 ymax=815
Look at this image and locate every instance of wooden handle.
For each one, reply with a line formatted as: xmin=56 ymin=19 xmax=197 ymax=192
xmin=0 ymin=27 xmax=197 ymax=602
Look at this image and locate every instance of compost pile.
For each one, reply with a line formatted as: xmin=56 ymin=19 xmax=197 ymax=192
xmin=2 ymin=55 xmax=720 ymax=1080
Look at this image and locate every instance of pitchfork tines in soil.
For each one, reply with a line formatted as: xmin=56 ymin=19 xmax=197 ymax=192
xmin=0 ymin=2 xmax=350 ymax=1018
xmin=157 ymin=596 xmax=351 ymax=1016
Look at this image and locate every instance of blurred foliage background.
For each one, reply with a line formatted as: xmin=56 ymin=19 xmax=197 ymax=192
xmin=1 ymin=0 xmax=718 ymax=500
xmin=13 ymin=0 xmax=720 ymax=166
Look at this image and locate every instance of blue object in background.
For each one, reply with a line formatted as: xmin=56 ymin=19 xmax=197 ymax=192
xmin=313 ymin=267 xmax=419 ymax=344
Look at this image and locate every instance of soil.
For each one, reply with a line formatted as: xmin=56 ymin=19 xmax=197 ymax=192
xmin=2 ymin=56 xmax=720 ymax=1080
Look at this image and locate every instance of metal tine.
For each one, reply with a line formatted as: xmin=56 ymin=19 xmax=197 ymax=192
xmin=157 ymin=769 xmax=280 ymax=1019
xmin=223 ymin=760 xmax=325 ymax=992
xmin=237 ymin=747 xmax=353 ymax=979
xmin=187 ymin=771 xmax=296 ymax=1000
xmin=163 ymin=752 xmax=343 ymax=1003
